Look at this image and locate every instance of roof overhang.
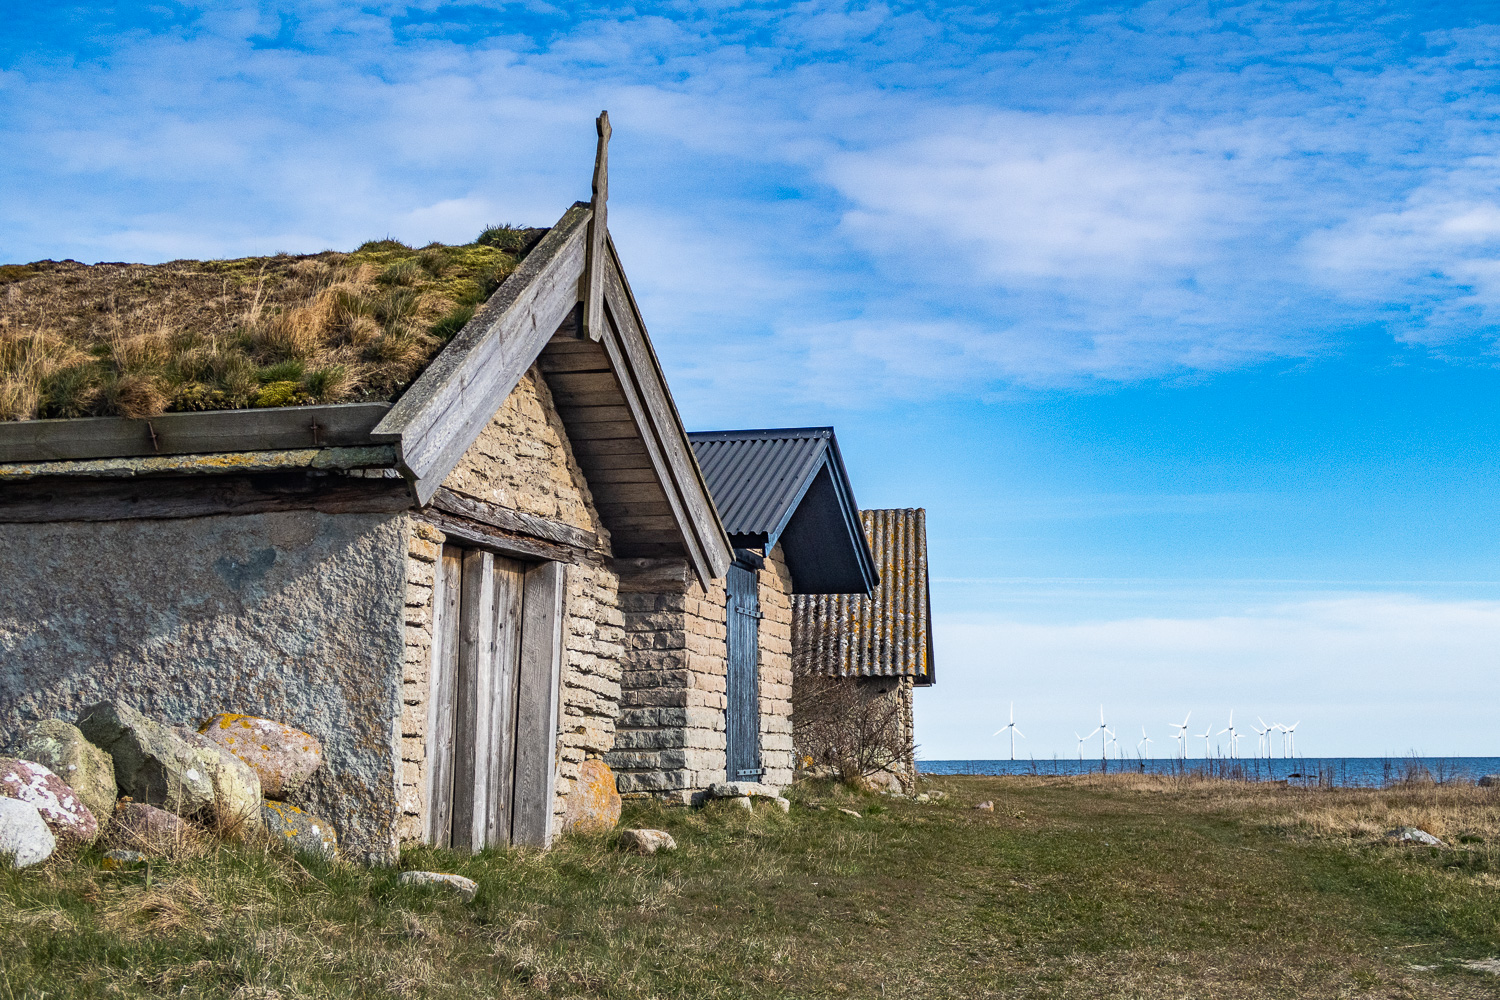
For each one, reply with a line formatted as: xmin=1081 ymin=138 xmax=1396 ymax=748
xmin=688 ymin=427 xmax=878 ymax=595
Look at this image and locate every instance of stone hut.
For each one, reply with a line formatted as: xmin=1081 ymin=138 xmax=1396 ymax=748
xmin=791 ymin=508 xmax=935 ymax=789
xmin=0 ymin=128 xmax=733 ymax=857
xmin=607 ymin=427 xmax=876 ymax=799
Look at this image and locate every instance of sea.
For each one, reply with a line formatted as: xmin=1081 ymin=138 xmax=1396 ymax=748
xmin=920 ymin=757 xmax=1500 ymax=788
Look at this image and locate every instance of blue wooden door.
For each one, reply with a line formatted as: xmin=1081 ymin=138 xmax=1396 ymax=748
xmin=725 ymin=562 xmax=762 ymax=781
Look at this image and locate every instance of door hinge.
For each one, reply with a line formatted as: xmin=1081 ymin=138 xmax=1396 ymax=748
xmin=733 ymin=607 xmax=764 ymax=619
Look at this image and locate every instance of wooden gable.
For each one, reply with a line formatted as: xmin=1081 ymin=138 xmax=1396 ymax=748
xmin=371 ymin=203 xmax=731 ymax=587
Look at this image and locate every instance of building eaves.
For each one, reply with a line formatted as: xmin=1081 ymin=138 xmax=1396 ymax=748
xmin=688 ymin=427 xmax=877 ymax=595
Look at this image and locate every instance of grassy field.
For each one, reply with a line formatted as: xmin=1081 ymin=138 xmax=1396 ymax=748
xmin=5 ymin=774 xmax=1500 ymax=999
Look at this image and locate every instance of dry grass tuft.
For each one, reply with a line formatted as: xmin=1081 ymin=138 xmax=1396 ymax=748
xmin=0 ymin=225 xmax=546 ymax=421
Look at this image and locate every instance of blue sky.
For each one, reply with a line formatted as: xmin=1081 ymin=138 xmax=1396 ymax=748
xmin=7 ymin=1 xmax=1500 ymax=758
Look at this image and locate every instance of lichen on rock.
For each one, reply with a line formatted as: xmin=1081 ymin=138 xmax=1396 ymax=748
xmin=261 ymin=800 xmax=338 ymax=858
xmin=6 ymin=718 xmax=117 ymax=828
xmin=0 ymin=757 xmax=99 ymax=845
xmin=562 ymin=759 xmax=622 ymax=835
xmin=198 ymin=713 xmax=322 ymax=800
xmin=77 ymin=700 xmax=217 ymax=819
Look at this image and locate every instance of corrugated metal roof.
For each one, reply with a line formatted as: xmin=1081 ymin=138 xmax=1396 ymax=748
xmin=792 ymin=509 xmax=935 ymax=685
xmin=687 ymin=428 xmax=831 ymax=538
xmin=688 ymin=427 xmax=879 ymax=595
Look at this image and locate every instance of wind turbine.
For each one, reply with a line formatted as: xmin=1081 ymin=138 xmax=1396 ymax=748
xmin=1138 ymin=726 xmax=1154 ymax=759
xmin=1196 ymin=721 xmax=1214 ymax=759
xmin=1074 ymin=731 xmax=1089 ymax=762
xmin=1282 ymin=721 xmax=1300 ymax=757
xmin=993 ymin=702 xmax=1025 ymax=761
xmin=1217 ymin=710 xmax=1239 ymax=758
xmin=1098 ymin=705 xmax=1111 ymax=761
xmin=1168 ymin=712 xmax=1192 ymax=758
xmin=1252 ymin=720 xmax=1269 ymax=758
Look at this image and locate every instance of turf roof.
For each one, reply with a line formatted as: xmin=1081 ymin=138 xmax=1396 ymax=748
xmin=0 ymin=226 xmax=546 ymax=422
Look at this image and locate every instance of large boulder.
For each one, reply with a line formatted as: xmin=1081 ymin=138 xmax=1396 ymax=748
xmin=76 ymin=701 xmax=215 ymax=819
xmin=197 ymin=714 xmax=322 ymax=799
xmin=0 ymin=798 xmax=55 ymax=867
xmin=261 ymin=801 xmax=338 ymax=858
xmin=110 ymin=801 xmax=193 ymax=854
xmin=6 ymin=719 xmax=117 ymax=827
xmin=0 ymin=758 xmax=99 ymax=845
xmin=174 ymin=729 xmax=263 ymax=836
xmin=562 ymin=759 xmax=622 ymax=834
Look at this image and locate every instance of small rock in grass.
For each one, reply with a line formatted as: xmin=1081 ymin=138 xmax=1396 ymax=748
xmin=261 ymin=800 xmax=338 ymax=858
xmin=100 ymin=848 xmax=145 ymax=870
xmin=729 ymin=796 xmax=753 ymax=811
xmin=772 ymin=797 xmax=791 ymax=813
xmin=111 ymin=801 xmax=192 ymax=853
xmin=77 ymin=701 xmax=216 ymax=819
xmin=837 ymin=807 xmax=862 ymax=819
xmin=1462 ymin=958 xmax=1500 ymax=975
xmin=0 ymin=797 xmax=55 ymax=867
xmin=6 ymin=719 xmax=117 ymax=827
xmin=399 ymin=871 xmax=478 ymax=900
xmin=928 ymin=791 xmax=948 ymax=801
xmin=915 ymin=793 xmax=931 ymax=803
xmin=618 ymin=829 xmax=677 ymax=854
xmin=1479 ymin=775 xmax=1500 ymax=788
xmin=1386 ymin=826 xmax=1444 ymax=846
xmin=197 ymin=713 xmax=323 ymax=799
xmin=974 ymin=801 xmax=994 ymax=812
xmin=0 ymin=757 xmax=99 ymax=845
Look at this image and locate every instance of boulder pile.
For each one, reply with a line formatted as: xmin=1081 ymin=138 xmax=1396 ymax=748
xmin=0 ymin=701 xmax=333 ymax=868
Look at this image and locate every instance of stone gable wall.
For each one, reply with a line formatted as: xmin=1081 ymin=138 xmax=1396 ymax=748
xmin=609 ymin=561 xmax=729 ymax=802
xmin=609 ymin=541 xmax=797 ymax=798
xmin=397 ymin=367 xmax=622 ymax=842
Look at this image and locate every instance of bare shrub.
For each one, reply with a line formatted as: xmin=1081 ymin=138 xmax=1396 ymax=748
xmin=792 ymin=674 xmax=914 ymax=789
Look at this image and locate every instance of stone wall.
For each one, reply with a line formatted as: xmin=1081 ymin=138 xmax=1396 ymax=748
xmin=609 ymin=541 xmax=799 ymax=798
xmin=756 ymin=544 xmax=795 ymax=789
xmin=0 ymin=509 xmax=412 ymax=856
xmin=397 ymin=367 xmax=623 ymax=841
xmin=609 ymin=559 xmax=729 ymax=802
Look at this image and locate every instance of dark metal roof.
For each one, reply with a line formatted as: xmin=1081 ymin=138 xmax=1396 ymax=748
xmin=688 ymin=427 xmax=877 ymax=595
xmin=792 ymin=508 xmax=935 ymax=686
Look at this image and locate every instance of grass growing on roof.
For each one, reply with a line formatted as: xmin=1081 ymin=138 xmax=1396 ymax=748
xmin=0 ymin=226 xmax=547 ymax=422
xmin=4 ymin=775 xmax=1500 ymax=998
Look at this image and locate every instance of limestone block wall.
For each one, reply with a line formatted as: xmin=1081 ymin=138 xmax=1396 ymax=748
xmin=756 ymin=544 xmax=796 ymax=789
xmin=608 ymin=560 xmax=729 ymax=802
xmin=397 ymin=367 xmax=623 ymax=841
xmin=0 ymin=509 xmax=412 ymax=857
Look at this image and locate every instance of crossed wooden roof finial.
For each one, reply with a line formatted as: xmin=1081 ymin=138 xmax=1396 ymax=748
xmin=582 ymin=111 xmax=611 ymax=341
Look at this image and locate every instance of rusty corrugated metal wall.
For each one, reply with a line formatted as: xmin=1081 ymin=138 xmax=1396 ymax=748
xmin=791 ymin=508 xmax=933 ymax=683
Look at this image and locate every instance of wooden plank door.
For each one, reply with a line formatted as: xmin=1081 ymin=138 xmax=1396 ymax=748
xmin=725 ymin=562 xmax=762 ymax=781
xmin=428 ymin=544 xmax=569 ymax=850
xmin=426 ymin=544 xmax=528 ymax=850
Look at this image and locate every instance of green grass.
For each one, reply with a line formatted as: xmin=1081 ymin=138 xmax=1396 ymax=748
xmin=4 ymin=775 xmax=1500 ymax=998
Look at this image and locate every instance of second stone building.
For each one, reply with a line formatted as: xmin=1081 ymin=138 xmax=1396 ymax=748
xmin=608 ymin=427 xmax=878 ymax=800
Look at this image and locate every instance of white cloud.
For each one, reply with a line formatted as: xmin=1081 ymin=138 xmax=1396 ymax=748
xmin=826 ymin=117 xmax=1224 ymax=284
xmin=920 ymin=593 xmax=1500 ymax=759
xmin=1304 ymin=157 xmax=1500 ymax=337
